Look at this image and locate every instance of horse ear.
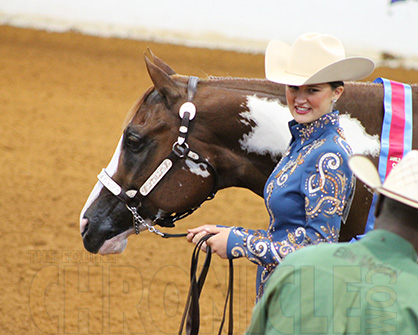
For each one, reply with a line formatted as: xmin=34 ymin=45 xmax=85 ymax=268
xmin=145 ymin=54 xmax=183 ymax=105
xmin=147 ymin=48 xmax=176 ymax=75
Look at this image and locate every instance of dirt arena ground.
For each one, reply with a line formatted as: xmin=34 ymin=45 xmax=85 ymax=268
xmin=2 ymin=25 xmax=418 ymax=335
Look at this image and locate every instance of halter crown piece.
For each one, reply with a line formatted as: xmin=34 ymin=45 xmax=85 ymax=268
xmin=97 ymin=76 xmax=218 ymax=237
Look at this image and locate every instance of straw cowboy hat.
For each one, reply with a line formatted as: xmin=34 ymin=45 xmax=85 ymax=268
xmin=265 ymin=32 xmax=375 ymax=86
xmin=349 ymin=150 xmax=418 ymax=209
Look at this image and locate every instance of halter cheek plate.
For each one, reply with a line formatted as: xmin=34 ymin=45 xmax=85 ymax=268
xmin=97 ymin=76 xmax=218 ymax=236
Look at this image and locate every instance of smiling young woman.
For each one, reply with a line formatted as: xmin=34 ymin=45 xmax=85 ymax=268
xmin=187 ymin=32 xmax=375 ymax=300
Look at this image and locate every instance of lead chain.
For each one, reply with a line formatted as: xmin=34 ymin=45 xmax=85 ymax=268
xmin=126 ymin=206 xmax=165 ymax=237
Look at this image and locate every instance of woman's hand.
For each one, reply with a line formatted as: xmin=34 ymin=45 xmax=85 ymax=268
xmin=187 ymin=225 xmax=231 ymax=259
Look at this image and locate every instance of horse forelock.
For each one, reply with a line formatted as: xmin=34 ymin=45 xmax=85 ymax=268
xmin=121 ymin=75 xmax=191 ymax=130
xmin=122 ymin=86 xmax=155 ymax=129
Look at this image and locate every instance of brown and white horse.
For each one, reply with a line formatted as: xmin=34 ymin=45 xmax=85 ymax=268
xmin=80 ymin=53 xmax=418 ymax=254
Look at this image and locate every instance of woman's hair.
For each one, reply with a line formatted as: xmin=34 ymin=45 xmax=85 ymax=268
xmin=329 ymin=81 xmax=344 ymax=90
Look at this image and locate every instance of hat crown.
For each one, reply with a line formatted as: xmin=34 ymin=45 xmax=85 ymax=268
xmin=349 ymin=150 xmax=418 ymax=209
xmin=265 ymin=32 xmax=375 ymax=86
xmin=383 ymin=151 xmax=418 ymax=204
xmin=287 ymin=33 xmax=346 ymax=77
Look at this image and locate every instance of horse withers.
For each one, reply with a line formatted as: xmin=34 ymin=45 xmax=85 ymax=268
xmin=80 ymin=53 xmax=418 ymax=254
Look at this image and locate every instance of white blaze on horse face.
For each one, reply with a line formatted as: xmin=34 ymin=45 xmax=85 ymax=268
xmin=339 ymin=114 xmax=380 ymax=157
xmin=239 ymin=95 xmax=292 ymax=158
xmin=79 ymin=135 xmax=123 ymax=232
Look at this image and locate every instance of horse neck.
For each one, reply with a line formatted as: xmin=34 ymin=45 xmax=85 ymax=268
xmin=196 ymin=78 xmax=289 ymax=196
xmin=195 ymin=78 xmax=417 ymax=197
xmin=340 ymin=81 xmax=418 ymax=127
xmin=338 ymin=82 xmax=384 ymax=134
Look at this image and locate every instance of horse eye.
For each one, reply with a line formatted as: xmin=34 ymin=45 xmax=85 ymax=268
xmin=125 ymin=134 xmax=143 ymax=152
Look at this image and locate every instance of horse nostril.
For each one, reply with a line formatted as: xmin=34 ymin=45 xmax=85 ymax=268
xmin=80 ymin=218 xmax=89 ymax=236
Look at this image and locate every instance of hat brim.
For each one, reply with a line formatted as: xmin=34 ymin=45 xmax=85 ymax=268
xmin=377 ymin=188 xmax=418 ymax=210
xmin=265 ymin=39 xmax=375 ymax=86
xmin=349 ymin=155 xmax=418 ymax=210
xmin=348 ymin=155 xmax=382 ymax=189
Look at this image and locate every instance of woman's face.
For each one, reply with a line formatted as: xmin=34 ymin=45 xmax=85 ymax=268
xmin=286 ymin=83 xmax=344 ymax=124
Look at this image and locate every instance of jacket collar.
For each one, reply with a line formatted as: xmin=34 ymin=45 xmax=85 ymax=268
xmin=289 ymin=111 xmax=340 ymax=149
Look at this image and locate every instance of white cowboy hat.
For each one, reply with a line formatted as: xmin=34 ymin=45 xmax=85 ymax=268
xmin=265 ymin=32 xmax=375 ymax=86
xmin=349 ymin=150 xmax=418 ymax=209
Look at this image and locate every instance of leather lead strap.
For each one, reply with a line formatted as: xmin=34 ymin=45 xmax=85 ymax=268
xmin=178 ymin=234 xmax=234 ymax=335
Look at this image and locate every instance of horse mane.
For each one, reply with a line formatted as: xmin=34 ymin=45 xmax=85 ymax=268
xmin=197 ymin=76 xmax=286 ymax=101
xmin=121 ymin=76 xmax=285 ymax=130
xmin=173 ymin=73 xmax=284 ymax=97
xmin=203 ymin=77 xmax=418 ymax=92
xmin=207 ymin=76 xmax=280 ymax=92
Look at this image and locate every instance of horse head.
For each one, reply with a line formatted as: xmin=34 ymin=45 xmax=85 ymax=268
xmin=80 ymin=54 xmax=221 ymax=254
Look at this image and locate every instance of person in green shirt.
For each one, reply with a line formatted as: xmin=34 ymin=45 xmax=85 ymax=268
xmin=245 ymin=150 xmax=418 ymax=335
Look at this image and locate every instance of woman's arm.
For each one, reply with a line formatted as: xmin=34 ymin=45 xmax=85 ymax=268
xmin=226 ymin=148 xmax=354 ymax=267
xmin=187 ymin=147 xmax=354 ymax=267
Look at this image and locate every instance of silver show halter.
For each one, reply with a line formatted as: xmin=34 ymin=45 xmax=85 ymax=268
xmin=97 ymin=76 xmax=217 ymax=237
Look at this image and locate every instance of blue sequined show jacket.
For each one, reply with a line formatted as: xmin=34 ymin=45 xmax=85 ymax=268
xmin=226 ymin=111 xmax=354 ymax=298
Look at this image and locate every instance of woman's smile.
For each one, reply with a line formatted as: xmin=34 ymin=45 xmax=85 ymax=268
xmin=294 ymin=105 xmax=312 ymax=114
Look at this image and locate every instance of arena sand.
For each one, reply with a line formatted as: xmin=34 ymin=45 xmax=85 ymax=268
xmin=1 ymin=25 xmax=418 ymax=334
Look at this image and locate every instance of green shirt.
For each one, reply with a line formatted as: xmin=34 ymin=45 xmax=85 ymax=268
xmin=245 ymin=229 xmax=418 ymax=335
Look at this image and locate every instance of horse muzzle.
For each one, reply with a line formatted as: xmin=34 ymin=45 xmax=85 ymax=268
xmin=80 ymin=197 xmax=136 ymax=254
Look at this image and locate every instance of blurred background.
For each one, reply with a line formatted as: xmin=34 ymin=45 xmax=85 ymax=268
xmin=1 ymin=0 xmax=418 ymax=65
xmin=1 ymin=1 xmax=417 ymax=334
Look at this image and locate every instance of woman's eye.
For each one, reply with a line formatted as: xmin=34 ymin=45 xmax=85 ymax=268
xmin=309 ymin=86 xmax=323 ymax=92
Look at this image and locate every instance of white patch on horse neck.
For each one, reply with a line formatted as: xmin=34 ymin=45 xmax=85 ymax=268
xmin=239 ymin=95 xmax=292 ymax=158
xmin=79 ymin=135 xmax=123 ymax=231
xmin=184 ymin=159 xmax=211 ymax=178
xmin=239 ymin=96 xmax=381 ymax=159
xmin=339 ymin=114 xmax=380 ymax=157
